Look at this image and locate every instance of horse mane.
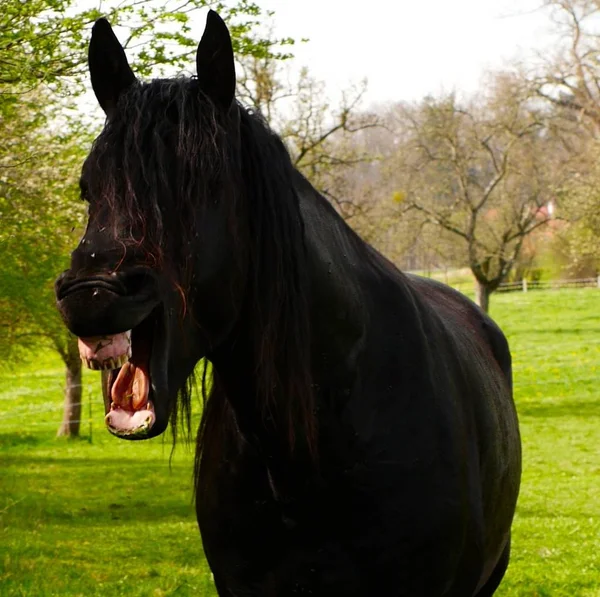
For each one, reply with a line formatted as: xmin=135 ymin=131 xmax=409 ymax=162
xmin=84 ymin=76 xmax=316 ymax=464
xmin=196 ymin=107 xmax=318 ymax=475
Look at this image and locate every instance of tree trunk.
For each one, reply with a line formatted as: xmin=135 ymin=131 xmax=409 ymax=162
xmin=57 ymin=336 xmax=82 ymax=438
xmin=474 ymin=279 xmax=491 ymax=313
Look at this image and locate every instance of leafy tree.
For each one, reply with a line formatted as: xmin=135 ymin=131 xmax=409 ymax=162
xmin=0 ymin=0 xmax=296 ymax=437
xmin=554 ymin=141 xmax=600 ymax=275
xmin=0 ymin=0 xmax=295 ymax=90
xmin=0 ymin=87 xmax=89 ymax=428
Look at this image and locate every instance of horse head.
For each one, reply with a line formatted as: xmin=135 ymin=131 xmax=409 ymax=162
xmin=55 ymin=12 xmax=245 ymax=440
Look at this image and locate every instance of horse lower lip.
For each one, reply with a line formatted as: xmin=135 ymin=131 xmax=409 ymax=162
xmin=105 ymin=401 xmax=156 ymax=435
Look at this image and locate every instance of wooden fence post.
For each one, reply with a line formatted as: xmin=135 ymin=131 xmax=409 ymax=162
xmin=522 ymin=279 xmax=528 ymax=293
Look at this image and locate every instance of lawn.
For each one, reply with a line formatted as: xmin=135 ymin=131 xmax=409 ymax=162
xmin=1 ymin=289 xmax=599 ymax=596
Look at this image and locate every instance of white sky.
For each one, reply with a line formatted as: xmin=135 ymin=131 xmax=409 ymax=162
xmin=255 ymin=0 xmax=555 ymax=108
xmin=80 ymin=0 xmax=559 ymax=117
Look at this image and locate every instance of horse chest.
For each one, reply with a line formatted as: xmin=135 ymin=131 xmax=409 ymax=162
xmin=198 ymin=447 xmax=359 ymax=590
xmin=198 ymin=450 xmax=472 ymax=597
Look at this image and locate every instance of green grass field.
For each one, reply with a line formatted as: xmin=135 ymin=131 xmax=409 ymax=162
xmin=1 ymin=289 xmax=599 ymax=596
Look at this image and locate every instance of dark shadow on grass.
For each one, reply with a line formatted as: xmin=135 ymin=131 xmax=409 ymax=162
xmin=2 ymin=506 xmax=198 ymax=528
xmin=0 ymin=433 xmax=42 ymax=448
xmin=512 ymin=327 xmax=600 ymax=336
xmin=2 ymin=456 xmax=197 ymax=527
xmin=1 ymin=491 xmax=196 ymax=528
xmin=518 ymin=399 xmax=600 ymax=419
xmin=516 ymin=506 xmax=599 ymax=520
xmin=1 ymin=455 xmax=192 ymax=467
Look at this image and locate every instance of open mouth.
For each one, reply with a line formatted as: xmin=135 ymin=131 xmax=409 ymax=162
xmin=78 ymin=316 xmax=156 ymax=438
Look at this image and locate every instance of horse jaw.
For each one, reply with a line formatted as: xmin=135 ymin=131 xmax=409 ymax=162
xmin=78 ymin=321 xmax=159 ymax=438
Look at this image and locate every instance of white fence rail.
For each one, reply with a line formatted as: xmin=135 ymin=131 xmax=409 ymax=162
xmin=0 ymin=394 xmax=95 ymax=441
xmin=496 ymin=276 xmax=600 ymax=293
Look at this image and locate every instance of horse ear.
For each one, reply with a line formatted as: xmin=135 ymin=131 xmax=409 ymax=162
xmin=196 ymin=10 xmax=236 ymax=110
xmin=88 ymin=18 xmax=136 ymax=118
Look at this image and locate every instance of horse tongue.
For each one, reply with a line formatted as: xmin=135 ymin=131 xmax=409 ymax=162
xmin=111 ymin=361 xmax=149 ymax=410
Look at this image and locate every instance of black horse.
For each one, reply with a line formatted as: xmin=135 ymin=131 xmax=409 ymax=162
xmin=55 ymin=11 xmax=521 ymax=596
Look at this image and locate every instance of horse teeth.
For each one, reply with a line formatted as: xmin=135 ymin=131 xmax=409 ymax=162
xmin=82 ymin=358 xmax=97 ymax=370
xmin=81 ymin=354 xmax=129 ymax=371
xmin=102 ymin=354 xmax=129 ymax=370
xmin=117 ymin=354 xmax=130 ymax=367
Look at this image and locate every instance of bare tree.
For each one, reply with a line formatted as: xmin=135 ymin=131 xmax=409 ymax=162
xmin=390 ymin=75 xmax=562 ymax=311
xmin=237 ymin=49 xmax=293 ymax=125
xmin=517 ymin=0 xmax=600 ymax=276
xmin=237 ymin=52 xmax=381 ymax=226
xmin=533 ymin=0 xmax=600 ymax=133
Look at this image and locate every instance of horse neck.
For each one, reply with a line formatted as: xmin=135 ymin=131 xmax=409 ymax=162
xmin=296 ymin=173 xmax=369 ymax=375
xmin=205 ymin=170 xmax=369 ymax=493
